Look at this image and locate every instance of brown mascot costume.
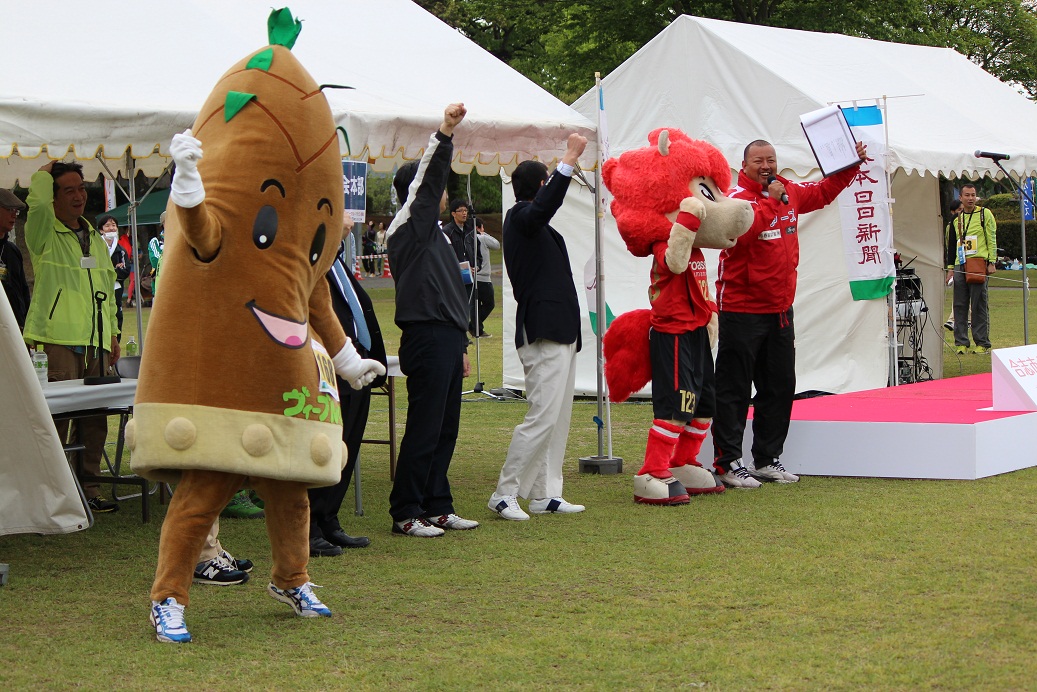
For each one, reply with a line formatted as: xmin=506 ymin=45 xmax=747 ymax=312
xmin=601 ymin=129 xmax=752 ymax=505
xmin=130 ymin=8 xmax=384 ymax=643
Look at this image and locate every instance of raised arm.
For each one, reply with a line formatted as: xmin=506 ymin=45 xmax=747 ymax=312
xmin=168 ymin=130 xmax=222 ymax=260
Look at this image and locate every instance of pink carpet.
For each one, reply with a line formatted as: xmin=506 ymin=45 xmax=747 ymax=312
xmin=761 ymin=374 xmax=1023 ymax=425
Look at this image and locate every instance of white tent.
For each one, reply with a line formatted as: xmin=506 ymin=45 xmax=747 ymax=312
xmin=0 ymin=0 xmax=594 ymax=185
xmin=503 ymin=16 xmax=1037 ymax=396
xmin=0 ymin=0 xmax=596 ymax=536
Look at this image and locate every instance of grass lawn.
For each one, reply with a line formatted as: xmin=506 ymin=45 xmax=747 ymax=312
xmin=2 ymin=281 xmax=1037 ymax=689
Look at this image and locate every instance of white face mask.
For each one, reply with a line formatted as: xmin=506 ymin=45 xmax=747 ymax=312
xmin=104 ymin=232 xmax=118 ymax=248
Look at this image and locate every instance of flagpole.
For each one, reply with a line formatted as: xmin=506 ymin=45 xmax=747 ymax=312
xmin=579 ymin=72 xmax=622 ymax=475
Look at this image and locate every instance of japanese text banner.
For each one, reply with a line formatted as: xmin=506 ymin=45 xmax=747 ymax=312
xmin=837 ymin=106 xmax=894 ymax=301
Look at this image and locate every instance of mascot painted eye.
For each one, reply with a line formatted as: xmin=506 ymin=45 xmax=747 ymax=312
xmin=309 ymin=223 xmax=326 ymax=265
xmin=253 ymin=205 xmax=278 ymax=249
xmin=698 ymin=183 xmax=716 ymax=201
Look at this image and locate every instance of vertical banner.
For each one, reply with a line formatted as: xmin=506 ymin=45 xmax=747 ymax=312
xmin=585 ymin=78 xmax=614 ymax=336
xmin=1024 ymin=177 xmax=1034 ymax=221
xmin=838 ymin=105 xmax=895 ymax=300
xmin=104 ymin=178 xmax=117 ymax=211
xmin=342 ymin=160 xmax=368 ymax=225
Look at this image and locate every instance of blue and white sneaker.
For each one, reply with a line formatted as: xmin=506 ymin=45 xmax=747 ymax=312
xmin=267 ymin=581 xmax=332 ymax=618
xmin=150 ymin=597 xmax=191 ymax=643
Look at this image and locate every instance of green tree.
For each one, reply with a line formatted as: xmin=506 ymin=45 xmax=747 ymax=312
xmin=420 ymin=0 xmax=1037 ymax=102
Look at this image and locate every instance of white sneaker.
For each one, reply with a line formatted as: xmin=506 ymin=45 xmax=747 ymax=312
xmin=752 ymin=460 xmax=800 ymax=483
xmin=427 ymin=513 xmax=480 ymax=530
xmin=391 ymin=517 xmax=445 ymax=537
xmin=488 ymin=493 xmax=530 ymax=521
xmin=528 ymin=497 xmax=585 ymax=514
xmin=719 ymin=460 xmax=762 ymax=489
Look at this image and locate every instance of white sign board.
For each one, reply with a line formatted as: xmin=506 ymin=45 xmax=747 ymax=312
xmin=991 ymin=344 xmax=1037 ymax=411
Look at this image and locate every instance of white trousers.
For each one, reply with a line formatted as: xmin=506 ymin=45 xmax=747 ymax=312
xmin=496 ymin=339 xmax=577 ymax=499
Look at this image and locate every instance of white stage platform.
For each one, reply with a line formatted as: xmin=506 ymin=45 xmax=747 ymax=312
xmin=699 ymin=374 xmax=1037 ymax=480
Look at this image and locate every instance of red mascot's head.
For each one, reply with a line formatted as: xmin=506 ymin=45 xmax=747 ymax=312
xmin=602 ymin=128 xmax=733 ymax=257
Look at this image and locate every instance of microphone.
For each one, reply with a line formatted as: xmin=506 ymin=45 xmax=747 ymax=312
xmin=975 ymin=150 xmax=1010 ymax=161
xmin=767 ymin=175 xmax=789 ymax=204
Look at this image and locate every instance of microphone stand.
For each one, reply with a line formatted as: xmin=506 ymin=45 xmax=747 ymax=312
xmin=987 ymin=158 xmax=1035 ymax=344
xmin=84 ymin=290 xmax=121 ymax=385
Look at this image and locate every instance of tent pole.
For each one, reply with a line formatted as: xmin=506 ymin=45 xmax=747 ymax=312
xmin=579 ymin=72 xmax=622 ymax=475
xmin=881 ymin=97 xmax=899 ymax=385
xmin=990 ymin=162 xmax=1035 ymax=344
xmin=126 ymin=152 xmax=145 ymax=352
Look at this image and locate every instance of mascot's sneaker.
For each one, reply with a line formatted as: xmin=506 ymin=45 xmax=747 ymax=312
xmin=634 ymin=474 xmax=691 ymax=505
xmin=670 ymin=464 xmax=725 ymax=495
xmin=267 ymin=582 xmax=332 ymax=618
xmin=529 ymin=497 xmax=586 ymax=514
xmin=426 ymin=513 xmax=480 ymax=530
xmin=719 ymin=461 xmax=763 ymax=489
xmin=752 ymin=460 xmax=800 ymax=483
xmin=488 ymin=493 xmax=530 ymax=521
xmin=392 ymin=517 xmax=445 ymax=537
xmin=150 ymin=597 xmax=191 ymax=643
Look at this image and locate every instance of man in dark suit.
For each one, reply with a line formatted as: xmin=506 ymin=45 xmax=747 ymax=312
xmin=308 ymin=237 xmax=387 ymax=556
xmin=488 ymin=133 xmax=588 ymax=522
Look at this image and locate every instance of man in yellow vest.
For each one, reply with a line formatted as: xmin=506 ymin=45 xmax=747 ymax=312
xmin=945 ymin=183 xmax=997 ymax=355
xmin=24 ymin=161 xmax=121 ymax=513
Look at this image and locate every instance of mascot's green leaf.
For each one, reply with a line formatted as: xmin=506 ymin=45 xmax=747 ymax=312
xmin=225 ymin=91 xmax=256 ymax=122
xmin=336 ymin=126 xmax=352 ymax=156
xmin=268 ymin=7 xmax=302 ymax=50
xmin=246 ymin=48 xmax=274 ymax=71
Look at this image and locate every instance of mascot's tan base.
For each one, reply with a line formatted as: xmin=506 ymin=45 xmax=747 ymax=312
xmin=129 ymin=404 xmax=346 ymax=487
xmin=149 ymin=469 xmax=311 ymax=606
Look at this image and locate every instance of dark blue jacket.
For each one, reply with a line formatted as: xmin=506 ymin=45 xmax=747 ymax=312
xmin=503 ymin=171 xmax=582 ymax=352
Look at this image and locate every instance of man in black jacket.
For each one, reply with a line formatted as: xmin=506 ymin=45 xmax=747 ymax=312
xmin=441 ymin=199 xmax=479 ymax=334
xmin=0 ymin=189 xmax=29 ymax=330
xmin=386 ymin=103 xmax=478 ymax=537
xmin=488 ymin=133 xmax=587 ymax=521
xmin=307 ymin=237 xmax=387 ymax=555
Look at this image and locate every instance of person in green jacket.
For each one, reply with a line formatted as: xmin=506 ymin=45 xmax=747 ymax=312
xmin=945 ymin=183 xmax=997 ymax=354
xmin=24 ymin=161 xmax=121 ymax=513
xmin=147 ymin=213 xmax=165 ymax=299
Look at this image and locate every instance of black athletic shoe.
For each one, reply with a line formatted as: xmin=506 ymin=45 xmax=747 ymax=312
xmin=87 ymin=496 xmax=119 ymax=513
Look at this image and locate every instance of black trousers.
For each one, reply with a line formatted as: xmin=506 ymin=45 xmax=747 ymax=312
xmin=711 ymin=309 xmax=796 ymax=472
xmin=389 ymin=323 xmax=465 ymax=521
xmin=307 ymin=379 xmax=371 ymax=537
xmin=475 ymin=280 xmax=494 ymax=334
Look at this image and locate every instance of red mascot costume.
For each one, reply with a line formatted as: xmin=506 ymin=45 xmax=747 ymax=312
xmin=602 ymin=129 xmax=752 ymax=505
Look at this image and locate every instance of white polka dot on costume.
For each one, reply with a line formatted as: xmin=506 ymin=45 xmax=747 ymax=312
xmin=310 ymin=434 xmax=333 ymax=467
xmin=242 ymin=424 xmax=274 ymax=456
xmin=125 ymin=419 xmax=137 ymax=450
xmin=164 ymin=417 xmax=197 ymax=451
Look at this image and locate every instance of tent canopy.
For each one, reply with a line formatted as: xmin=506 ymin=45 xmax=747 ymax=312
xmin=0 ymin=0 xmax=595 ymax=186
xmin=108 ymin=189 xmax=169 ymax=227
xmin=573 ymin=16 xmax=1037 ymax=180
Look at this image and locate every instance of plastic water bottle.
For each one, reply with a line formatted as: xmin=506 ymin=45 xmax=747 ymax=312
xmin=125 ymin=336 xmax=138 ymax=357
xmin=32 ymin=347 xmax=48 ymax=388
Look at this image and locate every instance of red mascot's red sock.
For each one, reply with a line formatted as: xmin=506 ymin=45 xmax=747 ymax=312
xmin=671 ymin=419 xmax=711 ymax=468
xmin=638 ymin=419 xmax=683 ymax=478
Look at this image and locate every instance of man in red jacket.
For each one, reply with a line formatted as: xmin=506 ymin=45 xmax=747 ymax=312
xmin=712 ymin=138 xmax=867 ymax=488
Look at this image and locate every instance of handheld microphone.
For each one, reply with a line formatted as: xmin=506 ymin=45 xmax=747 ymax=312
xmin=974 ymin=150 xmax=1010 ymax=161
xmin=767 ymin=175 xmax=789 ymax=204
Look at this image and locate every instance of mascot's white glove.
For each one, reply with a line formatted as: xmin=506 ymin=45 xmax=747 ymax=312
xmin=332 ymin=339 xmax=386 ymax=390
xmin=665 ymin=197 xmax=704 ymax=274
xmin=707 ymin=312 xmax=719 ymax=350
xmin=170 ymin=129 xmax=205 ymax=208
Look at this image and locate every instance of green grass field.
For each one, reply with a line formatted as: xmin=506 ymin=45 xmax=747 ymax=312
xmin=2 ymin=281 xmax=1037 ymax=689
